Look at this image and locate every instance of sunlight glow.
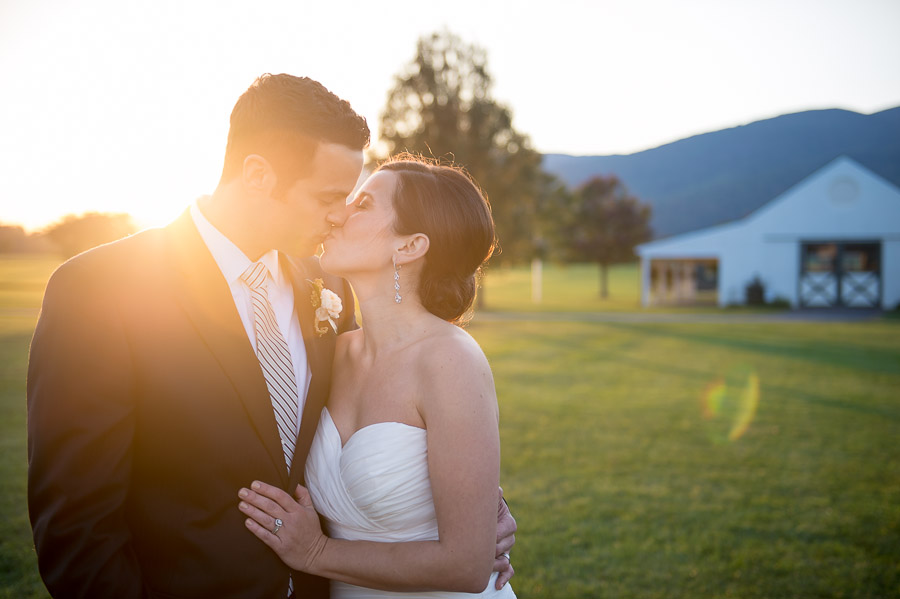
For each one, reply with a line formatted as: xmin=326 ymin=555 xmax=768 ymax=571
xmin=1 ymin=0 xmax=898 ymax=231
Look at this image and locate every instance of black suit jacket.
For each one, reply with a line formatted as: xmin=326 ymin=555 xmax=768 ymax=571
xmin=27 ymin=210 xmax=355 ymax=598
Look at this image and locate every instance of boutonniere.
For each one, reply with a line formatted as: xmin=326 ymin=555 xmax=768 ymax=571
xmin=308 ymin=278 xmax=342 ymax=337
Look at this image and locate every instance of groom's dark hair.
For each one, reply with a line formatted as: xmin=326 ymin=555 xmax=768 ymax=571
xmin=220 ymin=73 xmax=369 ymax=192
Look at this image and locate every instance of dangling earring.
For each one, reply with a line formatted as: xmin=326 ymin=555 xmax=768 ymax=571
xmin=393 ymin=259 xmax=402 ymax=304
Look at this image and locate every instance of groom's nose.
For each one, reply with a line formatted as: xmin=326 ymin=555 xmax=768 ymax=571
xmin=326 ymin=204 xmax=349 ymax=228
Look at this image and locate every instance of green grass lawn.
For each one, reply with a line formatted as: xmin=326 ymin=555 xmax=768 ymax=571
xmin=481 ymin=262 xmax=645 ymax=312
xmin=0 ymin=256 xmax=58 ymax=599
xmin=2 ymin=256 xmax=899 ymax=598
xmin=479 ymin=262 xmax=778 ymax=314
xmin=475 ymin=318 xmax=900 ymax=598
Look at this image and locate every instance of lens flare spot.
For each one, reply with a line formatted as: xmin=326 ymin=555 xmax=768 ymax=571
xmin=701 ymin=366 xmax=759 ymax=442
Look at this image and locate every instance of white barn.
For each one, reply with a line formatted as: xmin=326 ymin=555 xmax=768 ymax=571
xmin=636 ymin=157 xmax=900 ymax=309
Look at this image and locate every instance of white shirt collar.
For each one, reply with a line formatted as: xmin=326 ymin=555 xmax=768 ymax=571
xmin=190 ymin=200 xmax=282 ymax=287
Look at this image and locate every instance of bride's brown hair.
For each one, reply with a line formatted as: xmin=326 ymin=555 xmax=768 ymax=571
xmin=378 ymin=154 xmax=496 ymax=324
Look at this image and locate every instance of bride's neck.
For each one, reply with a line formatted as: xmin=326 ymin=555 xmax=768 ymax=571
xmin=349 ymin=275 xmax=433 ymax=357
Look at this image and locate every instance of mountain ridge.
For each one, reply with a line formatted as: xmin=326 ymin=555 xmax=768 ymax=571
xmin=542 ymin=106 xmax=900 ymax=238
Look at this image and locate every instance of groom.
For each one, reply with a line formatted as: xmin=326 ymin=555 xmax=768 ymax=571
xmin=27 ymin=74 xmax=515 ymax=598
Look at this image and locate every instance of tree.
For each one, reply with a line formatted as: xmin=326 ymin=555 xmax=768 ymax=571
xmin=379 ymin=30 xmax=560 ymax=263
xmin=42 ymin=212 xmax=137 ymax=258
xmin=0 ymin=224 xmax=28 ymax=253
xmin=0 ymin=224 xmax=55 ymax=253
xmin=568 ymin=176 xmax=652 ymax=298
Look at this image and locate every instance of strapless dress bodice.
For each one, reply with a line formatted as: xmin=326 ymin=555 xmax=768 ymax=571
xmin=305 ymin=408 xmax=516 ymax=599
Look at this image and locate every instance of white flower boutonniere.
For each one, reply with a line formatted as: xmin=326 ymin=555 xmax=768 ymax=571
xmin=308 ymin=278 xmax=342 ymax=337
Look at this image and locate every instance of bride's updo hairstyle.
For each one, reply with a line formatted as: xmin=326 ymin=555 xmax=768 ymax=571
xmin=378 ymin=154 xmax=496 ymax=324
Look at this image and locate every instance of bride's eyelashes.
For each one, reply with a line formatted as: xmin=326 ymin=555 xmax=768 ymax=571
xmin=351 ymin=194 xmax=372 ymax=211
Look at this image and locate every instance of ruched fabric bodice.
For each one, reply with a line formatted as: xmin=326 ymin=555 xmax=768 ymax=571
xmin=305 ymin=408 xmax=516 ymax=598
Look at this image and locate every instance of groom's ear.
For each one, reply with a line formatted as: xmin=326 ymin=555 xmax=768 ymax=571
xmin=395 ymin=233 xmax=430 ymax=265
xmin=241 ymin=154 xmax=277 ymax=198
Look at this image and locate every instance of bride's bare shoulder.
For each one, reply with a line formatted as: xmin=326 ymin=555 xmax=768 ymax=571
xmin=410 ymin=322 xmax=497 ymax=429
xmin=414 ymin=322 xmax=492 ymax=383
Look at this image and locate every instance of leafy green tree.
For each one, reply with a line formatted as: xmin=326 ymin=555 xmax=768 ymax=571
xmin=42 ymin=212 xmax=136 ymax=258
xmin=568 ymin=175 xmax=652 ymax=298
xmin=379 ymin=30 xmax=560 ymax=263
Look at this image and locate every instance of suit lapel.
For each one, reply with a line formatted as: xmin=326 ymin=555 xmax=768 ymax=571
xmin=166 ymin=210 xmax=288 ymax=484
xmin=285 ymin=256 xmax=336 ymax=487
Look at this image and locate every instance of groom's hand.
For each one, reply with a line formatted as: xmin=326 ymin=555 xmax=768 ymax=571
xmin=493 ymin=486 xmax=516 ymax=588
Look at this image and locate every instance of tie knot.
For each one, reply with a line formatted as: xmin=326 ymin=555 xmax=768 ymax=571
xmin=241 ymin=262 xmax=269 ymax=290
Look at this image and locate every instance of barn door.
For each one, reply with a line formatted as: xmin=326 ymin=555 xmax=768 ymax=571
xmin=799 ymin=242 xmax=881 ymax=308
xmin=839 ymin=242 xmax=881 ymax=307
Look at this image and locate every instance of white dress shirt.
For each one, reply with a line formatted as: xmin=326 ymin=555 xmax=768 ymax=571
xmin=190 ymin=202 xmax=310 ymax=436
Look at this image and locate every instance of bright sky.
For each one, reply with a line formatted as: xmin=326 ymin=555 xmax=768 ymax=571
xmin=1 ymin=0 xmax=898 ymax=231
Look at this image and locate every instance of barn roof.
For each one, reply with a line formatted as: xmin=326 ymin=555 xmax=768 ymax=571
xmin=637 ymin=156 xmax=900 ymax=257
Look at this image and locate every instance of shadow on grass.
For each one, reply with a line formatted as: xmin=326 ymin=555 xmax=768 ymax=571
xmin=602 ymin=321 xmax=900 ymax=378
xmin=506 ymin=325 xmax=900 ymax=423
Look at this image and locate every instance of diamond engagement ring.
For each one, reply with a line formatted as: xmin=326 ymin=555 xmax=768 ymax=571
xmin=272 ymin=518 xmax=283 ymax=535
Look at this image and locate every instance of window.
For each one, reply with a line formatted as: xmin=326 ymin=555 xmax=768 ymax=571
xmin=842 ymin=243 xmax=880 ymax=273
xmin=802 ymin=243 xmax=838 ymax=273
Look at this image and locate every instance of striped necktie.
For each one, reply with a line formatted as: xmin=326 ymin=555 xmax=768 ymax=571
xmin=240 ymin=262 xmax=298 ymax=472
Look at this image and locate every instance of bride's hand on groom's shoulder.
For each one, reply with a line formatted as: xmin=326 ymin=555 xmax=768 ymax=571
xmin=238 ymin=481 xmax=328 ymax=573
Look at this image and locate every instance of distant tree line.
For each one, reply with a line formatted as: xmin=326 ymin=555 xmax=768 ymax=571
xmin=377 ymin=30 xmax=652 ymax=296
xmin=0 ymin=212 xmax=136 ymax=259
xmin=0 ymin=224 xmax=51 ymax=253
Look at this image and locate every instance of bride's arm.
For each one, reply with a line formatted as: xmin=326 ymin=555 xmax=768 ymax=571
xmin=239 ymin=335 xmax=501 ymax=593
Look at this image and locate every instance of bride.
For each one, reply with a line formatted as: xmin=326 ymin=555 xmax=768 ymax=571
xmin=238 ymin=155 xmax=517 ymax=597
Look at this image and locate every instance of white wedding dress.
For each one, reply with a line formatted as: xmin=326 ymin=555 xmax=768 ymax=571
xmin=305 ymin=408 xmax=516 ymax=599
